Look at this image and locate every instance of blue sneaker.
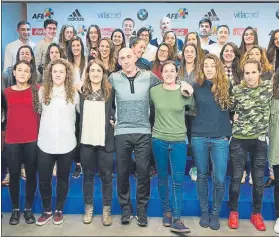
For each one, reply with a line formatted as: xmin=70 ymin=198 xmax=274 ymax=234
xmin=170 ymin=219 xmax=191 ymax=233
xmin=162 ymin=212 xmax=172 ymax=227
xmin=209 ymin=214 xmax=220 ymax=230
xmin=199 ymin=211 xmax=209 ymax=228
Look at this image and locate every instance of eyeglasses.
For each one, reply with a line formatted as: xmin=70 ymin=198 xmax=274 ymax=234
xmin=158 ymin=49 xmax=168 ymax=54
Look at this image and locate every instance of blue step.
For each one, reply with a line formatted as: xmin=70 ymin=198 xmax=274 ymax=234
xmin=1 ymin=175 xmax=276 ymax=220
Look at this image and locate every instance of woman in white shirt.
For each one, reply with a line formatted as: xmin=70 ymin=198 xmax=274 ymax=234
xmin=36 ymin=58 xmax=80 ymax=226
xmin=79 ymin=59 xmax=115 ymax=226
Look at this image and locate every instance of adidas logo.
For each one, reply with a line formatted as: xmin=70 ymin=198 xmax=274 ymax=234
xmin=68 ymin=9 xmax=84 ymax=21
xmin=204 ymin=9 xmax=220 ymax=21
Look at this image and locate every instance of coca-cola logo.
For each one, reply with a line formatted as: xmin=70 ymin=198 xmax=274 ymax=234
xmin=172 ymin=28 xmax=188 ymax=36
xmin=100 ymin=28 xmax=115 ymax=37
xmin=233 ymin=27 xmax=257 ymax=36
xmin=32 ymin=28 xmax=45 ymax=36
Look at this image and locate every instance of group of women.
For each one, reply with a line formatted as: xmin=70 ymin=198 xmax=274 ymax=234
xmin=1 ymin=22 xmax=279 ymax=234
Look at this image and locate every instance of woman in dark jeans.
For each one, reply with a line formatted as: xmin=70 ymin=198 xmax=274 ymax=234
xmin=4 ymin=60 xmax=40 ymax=225
xmin=191 ymin=54 xmax=232 ymax=230
xmin=228 ymin=58 xmax=273 ymax=231
xmin=36 ymin=58 xmax=80 ymax=226
xmin=79 ymin=59 xmax=114 ymax=226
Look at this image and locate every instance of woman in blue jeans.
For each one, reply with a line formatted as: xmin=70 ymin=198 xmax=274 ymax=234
xmin=150 ymin=60 xmax=194 ymax=233
xmin=191 ymin=54 xmax=232 ymax=230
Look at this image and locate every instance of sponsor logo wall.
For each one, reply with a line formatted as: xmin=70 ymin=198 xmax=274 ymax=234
xmin=27 ymin=3 xmax=278 ymax=48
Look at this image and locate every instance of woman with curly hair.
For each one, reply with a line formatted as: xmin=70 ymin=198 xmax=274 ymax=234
xmin=269 ymin=68 xmax=279 ymax=234
xmin=191 ymin=54 xmax=231 ymax=230
xmin=97 ymin=37 xmax=119 ymax=76
xmin=86 ymin=24 xmax=102 ymax=60
xmin=267 ymin=29 xmax=279 ymax=72
xmin=151 ymin=43 xmax=174 ymax=80
xmin=220 ymin=42 xmax=242 ymax=86
xmin=239 ymin=26 xmax=258 ymax=59
xmin=2 ymin=45 xmax=36 ymax=89
xmin=111 ymin=29 xmax=126 ymax=59
xmin=36 ymin=58 xmax=80 ymax=226
xmin=241 ymin=45 xmax=273 ymax=81
xmin=79 ymin=59 xmax=115 ymax=226
xmin=228 ymin=59 xmax=273 ymax=231
xmin=58 ymin=24 xmax=76 ymax=56
xmin=4 ymin=60 xmax=40 ymax=225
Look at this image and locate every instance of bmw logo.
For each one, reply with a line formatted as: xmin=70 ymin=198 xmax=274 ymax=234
xmin=276 ymin=9 xmax=279 ymax=19
xmin=137 ymin=9 xmax=148 ymax=21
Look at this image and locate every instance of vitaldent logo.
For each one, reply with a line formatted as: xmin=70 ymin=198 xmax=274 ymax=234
xmin=97 ymin=12 xmax=121 ymax=19
xmin=234 ymin=11 xmax=259 ymax=19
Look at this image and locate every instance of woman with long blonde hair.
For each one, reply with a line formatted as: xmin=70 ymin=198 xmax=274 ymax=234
xmin=36 ymin=58 xmax=80 ymax=226
xmin=79 ymin=59 xmax=115 ymax=226
xmin=191 ymin=54 xmax=231 ymax=230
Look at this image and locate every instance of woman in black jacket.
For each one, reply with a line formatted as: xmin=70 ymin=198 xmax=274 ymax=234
xmin=79 ymin=59 xmax=115 ymax=227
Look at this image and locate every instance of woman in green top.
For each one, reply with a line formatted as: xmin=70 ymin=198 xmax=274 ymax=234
xmin=269 ymin=68 xmax=279 ymax=234
xmin=150 ymin=60 xmax=194 ymax=233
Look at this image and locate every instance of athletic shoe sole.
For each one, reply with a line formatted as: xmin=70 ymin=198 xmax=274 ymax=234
xmin=170 ymin=228 xmax=191 ymax=233
xmin=36 ymin=215 xmax=53 ymax=226
xmin=135 ymin=216 xmax=148 ymax=227
xmin=53 ymin=218 xmax=64 ymax=225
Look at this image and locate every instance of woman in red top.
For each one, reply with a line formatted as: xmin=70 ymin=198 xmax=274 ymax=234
xmin=4 ymin=60 xmax=40 ymax=226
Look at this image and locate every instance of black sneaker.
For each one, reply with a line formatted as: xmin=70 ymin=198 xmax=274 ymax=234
xmin=136 ymin=208 xmax=148 ymax=227
xmin=72 ymin=164 xmax=82 ymax=178
xmin=23 ymin=209 xmax=35 ymax=224
xmin=121 ymin=206 xmax=133 ymax=224
xmin=9 ymin=209 xmax=20 ymax=225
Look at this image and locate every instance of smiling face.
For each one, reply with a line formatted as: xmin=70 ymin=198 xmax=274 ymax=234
xmin=249 ymin=48 xmax=261 ymax=62
xmin=222 ymin=45 xmax=235 ymax=63
xmin=13 ymin=63 xmax=31 ymax=84
xmin=112 ymin=31 xmax=123 ymax=46
xmin=49 ymin=46 xmax=61 ymax=61
xmin=99 ymin=40 xmax=110 ymax=59
xmin=71 ymin=40 xmax=82 ymax=57
xmin=203 ymin=58 xmax=216 ymax=80
xmin=162 ymin=63 xmax=177 ymax=85
xmin=89 ymin=63 xmax=103 ymax=85
xmin=45 ymin=23 xmax=57 ymax=40
xmin=18 ymin=24 xmax=31 ymax=42
xmin=52 ymin=63 xmax=66 ymax=86
xmin=158 ymin=45 xmax=169 ymax=62
xmin=217 ymin=26 xmax=229 ymax=44
xmin=244 ymin=29 xmax=255 ymax=45
xmin=122 ymin=20 xmax=134 ymax=37
xmin=187 ymin=33 xmax=198 ymax=46
xmin=184 ymin=45 xmax=196 ymax=64
xmin=132 ymin=40 xmax=146 ymax=58
xmin=243 ymin=62 xmax=260 ymax=88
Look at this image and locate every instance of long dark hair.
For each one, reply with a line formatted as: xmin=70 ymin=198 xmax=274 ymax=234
xmin=152 ymin=42 xmax=174 ymax=71
xmin=86 ymin=24 xmax=102 ymax=53
xmin=15 ymin=45 xmax=36 ymax=73
xmin=267 ymin=29 xmax=279 ymax=66
xmin=184 ymin=32 xmax=205 ymax=62
xmin=273 ymin=68 xmax=279 ymax=99
xmin=12 ymin=60 xmax=40 ymax=112
xmin=239 ymin=26 xmax=258 ymax=58
xmin=44 ymin=43 xmax=67 ymax=69
xmin=179 ymin=43 xmax=200 ymax=80
xmin=163 ymin=30 xmax=178 ymax=58
xmin=220 ymin=42 xmax=242 ymax=85
xmin=67 ymin=36 xmax=86 ymax=77
xmin=111 ymin=28 xmax=126 ymax=49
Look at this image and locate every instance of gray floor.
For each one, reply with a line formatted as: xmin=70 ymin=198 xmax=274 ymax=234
xmin=1 ymin=214 xmax=278 ymax=236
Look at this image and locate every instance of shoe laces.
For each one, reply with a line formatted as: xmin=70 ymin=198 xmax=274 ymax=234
xmin=230 ymin=212 xmax=238 ymax=220
xmin=176 ymin=220 xmax=185 ymax=227
xmin=55 ymin=210 xmax=62 ymax=217
xmin=164 ymin=212 xmax=172 ymax=218
xmin=253 ymin=214 xmax=264 ymax=224
xmin=103 ymin=209 xmax=111 ymax=218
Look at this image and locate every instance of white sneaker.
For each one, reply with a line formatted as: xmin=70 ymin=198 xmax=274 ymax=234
xmin=189 ymin=167 xmax=197 ymax=181
xmin=249 ymin=173 xmax=253 ymax=185
xmin=241 ymin=170 xmax=247 ymax=184
xmin=274 ymin=218 xmax=279 ymax=234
